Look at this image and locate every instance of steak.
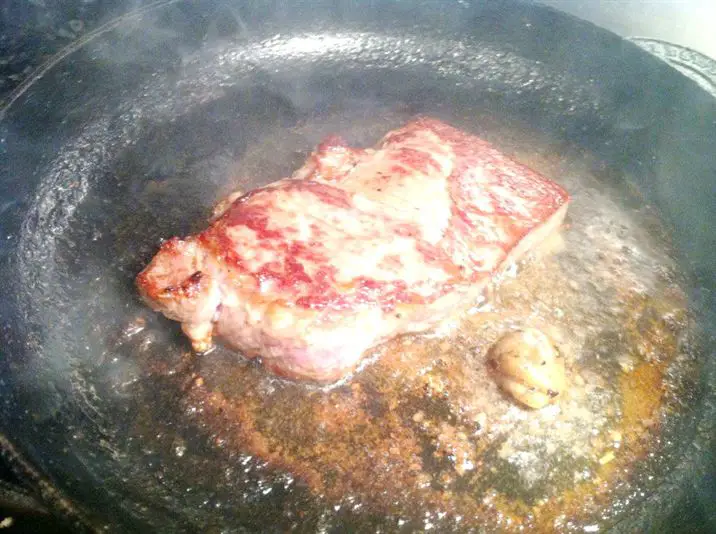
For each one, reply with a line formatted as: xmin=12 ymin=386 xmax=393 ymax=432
xmin=136 ymin=118 xmax=569 ymax=382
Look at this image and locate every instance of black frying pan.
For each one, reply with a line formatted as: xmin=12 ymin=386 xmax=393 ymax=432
xmin=1 ymin=0 xmax=715 ymax=532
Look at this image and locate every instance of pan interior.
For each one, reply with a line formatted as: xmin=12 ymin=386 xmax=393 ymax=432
xmin=1 ymin=2 xmax=713 ymax=532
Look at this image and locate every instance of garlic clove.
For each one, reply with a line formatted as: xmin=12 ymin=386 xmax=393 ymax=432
xmin=487 ymin=328 xmax=566 ymax=409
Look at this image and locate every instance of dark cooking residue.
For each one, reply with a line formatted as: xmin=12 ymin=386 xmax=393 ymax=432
xmin=118 ymin=118 xmax=695 ymax=532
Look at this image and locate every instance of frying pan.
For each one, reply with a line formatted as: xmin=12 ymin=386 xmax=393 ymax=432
xmin=1 ymin=0 xmax=715 ymax=531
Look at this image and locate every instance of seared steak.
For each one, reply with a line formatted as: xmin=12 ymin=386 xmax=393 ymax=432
xmin=136 ymin=118 xmax=569 ymax=381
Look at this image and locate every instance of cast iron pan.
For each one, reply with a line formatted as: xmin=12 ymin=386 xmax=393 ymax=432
xmin=0 ymin=0 xmax=715 ymax=531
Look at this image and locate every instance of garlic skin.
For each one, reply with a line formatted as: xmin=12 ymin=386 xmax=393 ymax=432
xmin=487 ymin=328 xmax=566 ymax=409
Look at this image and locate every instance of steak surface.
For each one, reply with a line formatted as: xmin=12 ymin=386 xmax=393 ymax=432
xmin=136 ymin=118 xmax=569 ymax=381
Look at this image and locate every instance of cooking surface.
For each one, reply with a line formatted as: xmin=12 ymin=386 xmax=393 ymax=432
xmin=92 ymin=107 xmax=693 ymax=531
xmin=0 ymin=1 xmax=715 ymax=532
xmin=0 ymin=3 xmax=142 ymax=530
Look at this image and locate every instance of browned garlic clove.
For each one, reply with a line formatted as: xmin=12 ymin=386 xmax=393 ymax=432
xmin=487 ymin=328 xmax=566 ymax=409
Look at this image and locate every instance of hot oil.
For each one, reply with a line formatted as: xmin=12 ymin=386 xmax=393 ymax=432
xmin=118 ymin=115 xmax=693 ymax=531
